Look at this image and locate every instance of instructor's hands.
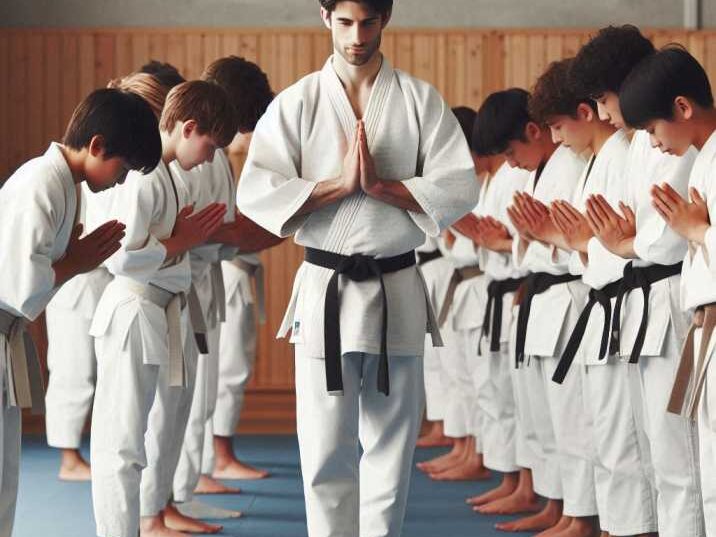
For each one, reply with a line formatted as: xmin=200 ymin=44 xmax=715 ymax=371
xmin=358 ymin=121 xmax=380 ymax=195
xmin=340 ymin=121 xmax=362 ymax=196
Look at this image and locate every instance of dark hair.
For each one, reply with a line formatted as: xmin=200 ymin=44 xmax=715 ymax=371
xmin=472 ymin=88 xmax=531 ymax=156
xmin=620 ymin=45 xmax=714 ymax=129
xmin=63 ymin=88 xmax=161 ymax=174
xmin=570 ymin=25 xmax=655 ymax=98
xmin=160 ymin=80 xmax=238 ymax=147
xmin=530 ymin=58 xmax=596 ymax=124
xmin=201 ymin=56 xmax=274 ymax=133
xmin=140 ymin=60 xmax=186 ymax=88
xmin=452 ymin=106 xmax=477 ymax=145
xmin=319 ymin=0 xmax=392 ymax=16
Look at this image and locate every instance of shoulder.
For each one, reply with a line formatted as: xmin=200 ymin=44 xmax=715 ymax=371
xmin=1 ymin=154 xmax=66 ymax=212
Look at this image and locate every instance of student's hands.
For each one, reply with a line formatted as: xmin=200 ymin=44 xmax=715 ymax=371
xmin=340 ymin=122 xmax=362 ymax=197
xmin=585 ymin=195 xmax=637 ymax=258
xmin=165 ymin=203 xmax=227 ymax=258
xmin=477 ymin=216 xmax=513 ymax=252
xmin=452 ymin=213 xmax=482 ymax=244
xmin=53 ymin=221 xmax=126 ymax=285
xmin=651 ymin=183 xmax=710 ymax=245
xmin=209 ymin=210 xmax=285 ymax=252
xmin=513 ymin=193 xmax=563 ymax=246
xmin=507 ymin=196 xmax=535 ymax=243
xmin=551 ymin=200 xmax=593 ymax=253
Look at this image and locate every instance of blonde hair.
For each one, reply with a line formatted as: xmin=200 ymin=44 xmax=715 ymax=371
xmin=107 ymin=72 xmax=169 ymax=120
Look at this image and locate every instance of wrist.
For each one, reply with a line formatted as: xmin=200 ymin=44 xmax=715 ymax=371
xmin=690 ymin=222 xmax=710 ymax=245
xmin=363 ymin=178 xmax=384 ymax=198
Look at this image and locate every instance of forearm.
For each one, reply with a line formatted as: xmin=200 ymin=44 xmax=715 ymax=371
xmin=295 ymin=178 xmax=351 ymax=216
xmin=52 ymin=258 xmax=80 ymax=287
xmin=160 ymin=236 xmax=189 ymax=261
xmin=365 ymin=180 xmax=424 ymax=213
xmin=609 ymin=237 xmax=637 ymax=259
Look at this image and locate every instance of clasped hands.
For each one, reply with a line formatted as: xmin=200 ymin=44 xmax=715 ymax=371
xmin=340 ymin=120 xmax=382 ymax=197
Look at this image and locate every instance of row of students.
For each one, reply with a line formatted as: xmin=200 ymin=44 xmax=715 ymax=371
xmin=418 ymin=24 xmax=714 ymax=537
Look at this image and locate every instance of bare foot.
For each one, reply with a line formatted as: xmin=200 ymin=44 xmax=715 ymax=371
xmin=163 ymin=505 xmax=222 ymax=534
xmin=535 ymin=515 xmax=572 ymax=537
xmin=475 ymin=491 xmax=542 ymax=515
xmin=429 ymin=455 xmax=491 ymax=481
xmin=194 ymin=474 xmax=241 ymax=495
xmin=416 ymin=422 xmax=454 ymax=448
xmin=176 ymin=500 xmax=242 ymax=520
xmin=213 ymin=459 xmax=269 ymax=480
xmin=466 ymin=473 xmax=518 ymax=506
xmin=416 ymin=438 xmax=467 ymax=473
xmin=58 ymin=449 xmax=91 ymax=482
xmin=140 ymin=514 xmax=188 ymax=537
xmin=494 ymin=500 xmax=562 ymax=532
xmin=551 ymin=517 xmax=601 ymax=537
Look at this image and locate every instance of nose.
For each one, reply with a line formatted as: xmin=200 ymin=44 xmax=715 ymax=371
xmin=649 ymin=134 xmax=660 ymax=149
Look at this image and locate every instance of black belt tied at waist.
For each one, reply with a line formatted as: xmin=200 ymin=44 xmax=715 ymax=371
xmin=479 ymin=277 xmax=525 ymax=354
xmin=417 ymin=249 xmax=442 ymax=266
xmin=552 ymin=278 xmax=623 ymax=384
xmin=515 ymin=272 xmax=580 ymax=367
xmin=610 ymin=261 xmax=682 ymax=364
xmin=305 ymin=247 xmax=416 ymax=397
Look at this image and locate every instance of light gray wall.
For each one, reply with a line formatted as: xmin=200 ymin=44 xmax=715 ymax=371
xmin=0 ymin=0 xmax=710 ymax=28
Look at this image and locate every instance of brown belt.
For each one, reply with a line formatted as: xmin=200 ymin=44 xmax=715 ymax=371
xmin=436 ymin=265 xmax=483 ymax=327
xmin=667 ymin=304 xmax=716 ymax=420
xmin=0 ymin=309 xmax=44 ymax=414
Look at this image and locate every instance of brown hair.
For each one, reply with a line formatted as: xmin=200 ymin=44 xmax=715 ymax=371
xmin=108 ymin=72 xmax=169 ymax=120
xmin=159 ymin=80 xmax=238 ymax=147
xmin=528 ymin=58 xmax=595 ymax=125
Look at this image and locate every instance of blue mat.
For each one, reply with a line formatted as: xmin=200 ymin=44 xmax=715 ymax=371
xmin=14 ymin=435 xmax=530 ymax=536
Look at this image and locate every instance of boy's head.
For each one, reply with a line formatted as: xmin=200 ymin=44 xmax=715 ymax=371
xmin=570 ymin=25 xmax=655 ymax=129
xmin=108 ymin=72 xmax=169 ymax=120
xmin=201 ymin=56 xmax=274 ymax=134
xmin=620 ymin=46 xmax=714 ymax=156
xmin=319 ymin=0 xmax=392 ymax=66
xmin=473 ymin=88 xmax=549 ymax=172
xmin=160 ymin=80 xmax=238 ymax=170
xmin=452 ymin=106 xmax=481 ymax=174
xmin=140 ymin=60 xmax=186 ymax=88
xmin=63 ymin=88 xmax=161 ymax=192
xmin=530 ymin=58 xmax=600 ymax=154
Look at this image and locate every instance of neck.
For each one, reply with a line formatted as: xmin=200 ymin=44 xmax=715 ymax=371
xmin=160 ymin=130 xmax=176 ymax=164
xmin=539 ymin=137 xmax=559 ymax=164
xmin=590 ymin=121 xmax=617 ymax=155
xmin=332 ymin=51 xmax=383 ymax=92
xmin=691 ymin=108 xmax=716 ymax=150
xmin=487 ymin=156 xmax=505 ymax=176
xmin=58 ymin=144 xmax=86 ymax=184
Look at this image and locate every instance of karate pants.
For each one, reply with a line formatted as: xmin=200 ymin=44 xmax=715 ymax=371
xmin=583 ymin=360 xmax=657 ymax=536
xmin=475 ymin=335 xmax=518 ymax=474
xmin=440 ymin=321 xmax=478 ymax=439
xmin=422 ymin=334 xmax=446 ymax=422
xmin=0 ymin=337 xmax=21 ymax=537
xmin=45 ymin=304 xmax=96 ymax=449
xmin=295 ymin=346 xmax=423 ymax=537
xmin=694 ymin=328 xmax=716 ymax=536
xmin=213 ymin=262 xmax=257 ymax=437
xmin=173 ymin=323 xmax=220 ymax=502
xmin=633 ymin=328 xmax=704 ymax=537
xmin=91 ymin=312 xmax=196 ymax=537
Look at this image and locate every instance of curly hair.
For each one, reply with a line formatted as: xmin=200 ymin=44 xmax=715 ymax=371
xmin=529 ymin=58 xmax=594 ymax=124
xmin=318 ymin=0 xmax=392 ymax=16
xmin=570 ymin=25 xmax=655 ymax=98
xmin=201 ymin=56 xmax=274 ymax=133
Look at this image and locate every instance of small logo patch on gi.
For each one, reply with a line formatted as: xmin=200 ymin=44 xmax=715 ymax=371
xmin=293 ymin=320 xmax=301 ymax=337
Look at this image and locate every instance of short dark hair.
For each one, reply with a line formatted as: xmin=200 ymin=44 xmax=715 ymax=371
xmin=452 ymin=106 xmax=477 ymax=145
xmin=570 ymin=25 xmax=655 ymax=98
xmin=530 ymin=58 xmax=596 ymax=124
xmin=201 ymin=56 xmax=274 ymax=133
xmin=140 ymin=60 xmax=186 ymax=88
xmin=63 ymin=88 xmax=161 ymax=174
xmin=160 ymin=80 xmax=238 ymax=148
xmin=472 ymin=88 xmax=531 ymax=156
xmin=620 ymin=45 xmax=714 ymax=129
xmin=319 ymin=0 xmax=392 ymax=16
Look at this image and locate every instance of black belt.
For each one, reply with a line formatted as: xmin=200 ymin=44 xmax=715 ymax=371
xmin=305 ymin=247 xmax=416 ymax=396
xmin=515 ymin=272 xmax=580 ymax=367
xmin=611 ymin=261 xmax=682 ymax=364
xmin=479 ymin=277 xmax=525 ymax=354
xmin=552 ymin=278 xmax=622 ymax=384
xmin=417 ymin=249 xmax=442 ymax=266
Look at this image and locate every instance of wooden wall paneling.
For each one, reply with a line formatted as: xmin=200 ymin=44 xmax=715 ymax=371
xmin=705 ymin=34 xmax=716 ymax=87
xmin=44 ymin=33 xmax=62 ymax=144
xmin=27 ymin=34 xmax=45 ymax=159
xmin=394 ymin=33 xmax=413 ymax=73
xmin=381 ymin=33 xmax=396 ymax=63
xmin=312 ymin=32 xmax=331 ymax=71
xmin=446 ymin=34 xmax=466 ymax=105
xmin=186 ymin=33 xmax=204 ymax=78
xmin=688 ymin=32 xmax=707 ymax=67
xmin=8 ymin=32 xmax=27 ymax=175
xmin=167 ymin=33 xmax=189 ymax=78
xmin=238 ymin=34 xmax=260 ymax=62
xmin=507 ymin=33 xmax=529 ymax=89
xmin=434 ymin=34 xmax=448 ymax=101
xmin=527 ymin=33 xmax=547 ymax=89
xmin=0 ymin=33 xmax=9 ymax=178
xmin=278 ymin=34 xmax=297 ymax=90
xmin=295 ymin=33 xmax=314 ymax=79
xmin=412 ymin=33 xmax=436 ymax=89
xmin=202 ymin=33 xmax=222 ymax=67
xmin=483 ymin=32 xmax=505 ymax=96
xmin=148 ymin=33 xmax=169 ymax=65
xmin=60 ymin=34 xmax=79 ymax=150
xmin=94 ymin=34 xmax=116 ymax=87
xmin=78 ymin=34 xmax=96 ymax=97
xmin=465 ymin=32 xmax=483 ymax=108
xmin=561 ymin=33 xmax=584 ymax=59
xmin=131 ymin=33 xmax=150 ymax=72
xmin=115 ymin=32 xmax=134 ymax=77
xmin=545 ymin=34 xmax=563 ymax=64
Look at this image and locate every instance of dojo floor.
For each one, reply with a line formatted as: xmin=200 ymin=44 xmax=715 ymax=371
xmin=15 ymin=435 xmax=529 ymax=536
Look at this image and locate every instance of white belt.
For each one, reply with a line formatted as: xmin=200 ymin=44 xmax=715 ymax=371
xmin=0 ymin=308 xmax=44 ymax=413
xmin=117 ymin=279 xmax=187 ymax=388
xmin=233 ymin=258 xmax=266 ymax=324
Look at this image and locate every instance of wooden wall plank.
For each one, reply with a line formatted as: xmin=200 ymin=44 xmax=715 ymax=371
xmin=60 ymin=34 xmax=79 ymax=139
xmin=94 ymin=34 xmax=116 ymax=86
xmin=0 ymin=33 xmax=9 ymax=178
xmin=8 ymin=33 xmax=27 ymax=174
xmin=27 ymin=34 xmax=45 ymax=158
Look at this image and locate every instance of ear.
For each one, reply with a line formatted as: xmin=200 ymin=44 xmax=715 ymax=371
xmin=674 ymin=96 xmax=694 ymax=121
xmin=381 ymin=10 xmax=392 ymax=28
xmin=88 ymin=134 xmax=106 ymax=158
xmin=320 ymin=7 xmax=332 ymax=30
xmin=524 ymin=122 xmax=542 ymax=141
xmin=182 ymin=119 xmax=198 ymax=139
xmin=576 ymin=102 xmax=595 ymax=122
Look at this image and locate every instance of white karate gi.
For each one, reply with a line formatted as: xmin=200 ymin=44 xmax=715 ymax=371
xmin=89 ymin=161 xmax=195 ymax=537
xmin=676 ymin=129 xmax=716 ymax=536
xmin=565 ymin=130 xmax=657 ymax=535
xmin=237 ymin=55 xmax=478 ymax=537
xmin=172 ymin=150 xmax=237 ymax=503
xmin=0 ymin=143 xmax=78 ymax=537
xmin=511 ymin=146 xmax=594 ymax=509
xmin=470 ymin=162 xmax=529 ymax=473
xmin=45 ymin=183 xmax=113 ymax=449
xmin=618 ymin=130 xmax=704 ymax=537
